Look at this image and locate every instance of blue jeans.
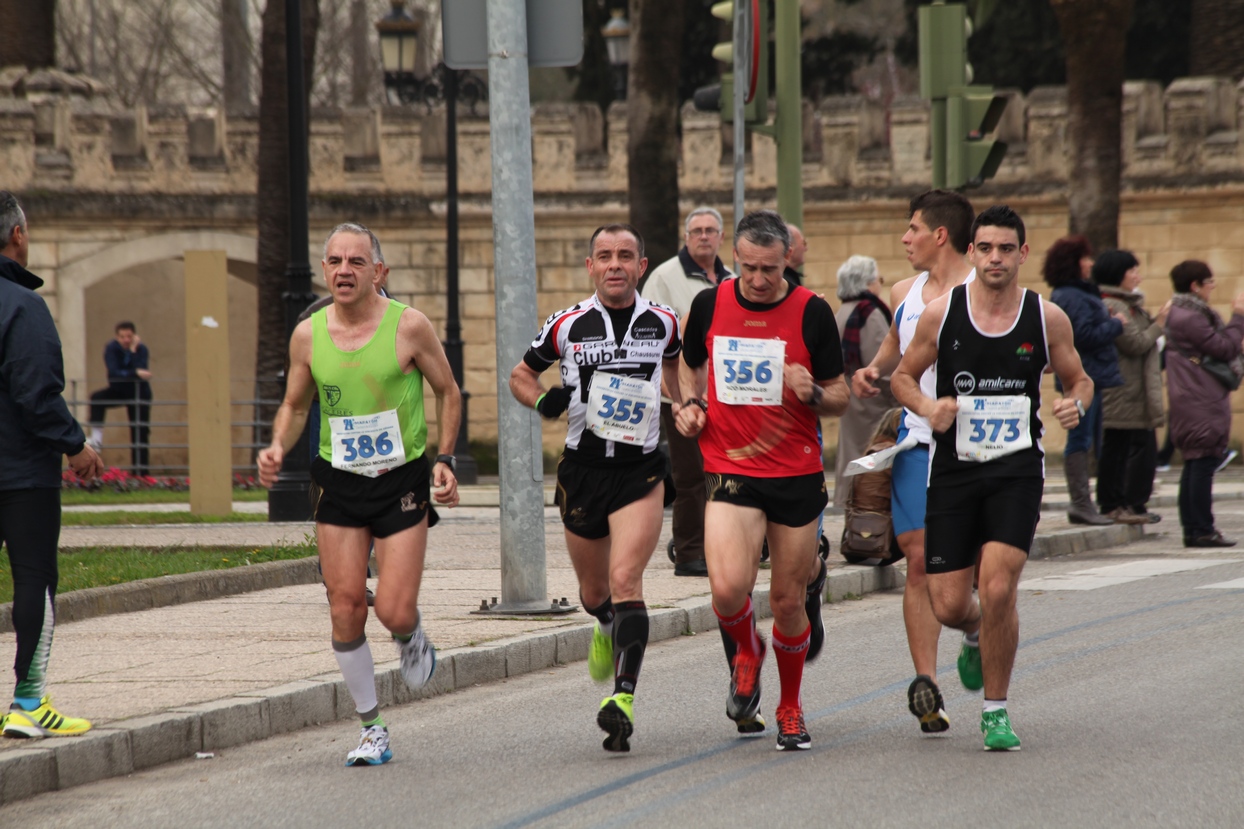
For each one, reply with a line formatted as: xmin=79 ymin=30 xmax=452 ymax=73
xmin=1063 ymin=394 xmax=1102 ymax=458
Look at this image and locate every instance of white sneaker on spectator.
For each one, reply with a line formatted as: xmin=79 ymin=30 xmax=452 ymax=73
xmin=1217 ymin=450 xmax=1238 ymax=474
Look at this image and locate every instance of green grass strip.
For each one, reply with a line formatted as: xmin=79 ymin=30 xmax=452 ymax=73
xmin=60 ymin=511 xmax=268 ymax=526
xmin=0 ymin=544 xmax=317 ymax=604
xmin=61 ymin=488 xmax=269 ymax=506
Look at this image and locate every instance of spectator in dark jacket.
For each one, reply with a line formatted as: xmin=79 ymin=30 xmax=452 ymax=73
xmin=1165 ymin=260 xmax=1244 ymax=547
xmin=1045 ymin=236 xmax=1126 ymax=525
xmin=1095 ymin=250 xmax=1170 ymax=524
xmin=0 ymin=190 xmax=104 ymax=738
xmin=87 ymin=321 xmax=153 ymax=475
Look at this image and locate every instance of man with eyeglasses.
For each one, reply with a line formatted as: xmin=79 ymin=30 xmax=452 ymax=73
xmin=640 ymin=207 xmax=733 ymax=577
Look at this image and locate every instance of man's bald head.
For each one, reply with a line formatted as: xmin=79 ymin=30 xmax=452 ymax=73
xmin=786 ymin=224 xmax=807 ymax=270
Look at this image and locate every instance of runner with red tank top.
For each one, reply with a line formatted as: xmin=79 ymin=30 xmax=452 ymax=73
xmin=675 ymin=210 xmax=848 ymax=751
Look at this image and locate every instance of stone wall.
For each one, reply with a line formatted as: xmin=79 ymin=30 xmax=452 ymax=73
xmin=9 ymin=75 xmax=1244 ymax=463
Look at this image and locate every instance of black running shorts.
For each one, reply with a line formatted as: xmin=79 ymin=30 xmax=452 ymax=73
xmin=924 ymin=474 xmax=1043 ymax=574
xmin=704 ymin=471 xmax=828 ymax=528
xmin=555 ymin=452 xmax=670 ymax=539
xmin=311 ymin=454 xmax=437 ymax=538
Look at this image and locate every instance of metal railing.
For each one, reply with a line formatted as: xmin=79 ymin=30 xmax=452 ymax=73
xmin=65 ymin=376 xmax=285 ymax=477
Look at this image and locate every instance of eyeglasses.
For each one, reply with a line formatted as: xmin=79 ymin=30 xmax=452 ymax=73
xmin=687 ymin=228 xmax=721 ymax=238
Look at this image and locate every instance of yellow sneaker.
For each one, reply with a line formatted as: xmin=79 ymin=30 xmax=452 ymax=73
xmin=4 ymin=697 xmax=92 ymax=738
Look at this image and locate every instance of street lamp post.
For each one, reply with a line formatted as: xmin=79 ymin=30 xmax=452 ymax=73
xmin=376 ymin=0 xmax=482 ymax=484
xmin=268 ymin=0 xmax=317 ymax=522
xmin=601 ymin=9 xmax=630 ymax=101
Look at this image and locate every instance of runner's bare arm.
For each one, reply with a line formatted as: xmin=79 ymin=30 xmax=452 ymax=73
xmin=1043 ymin=301 xmax=1095 ymax=430
xmin=673 ymin=355 xmax=708 ymax=437
xmin=405 ymin=309 xmax=461 ymax=504
xmin=509 ymin=360 xmax=547 ymax=408
xmin=851 ymin=275 xmax=913 ymax=399
xmin=891 ymin=293 xmax=957 ymax=433
xmin=662 ymin=357 xmax=684 ymax=405
xmin=258 ymin=320 xmax=316 ymax=488
xmin=783 ymin=363 xmax=849 ymax=417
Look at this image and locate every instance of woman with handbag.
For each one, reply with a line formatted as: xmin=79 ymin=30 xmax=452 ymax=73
xmin=1165 ymin=260 xmax=1244 ymax=547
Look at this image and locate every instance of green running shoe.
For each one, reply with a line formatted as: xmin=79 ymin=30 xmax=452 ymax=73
xmin=589 ymin=625 xmax=613 ymax=684
xmin=597 ymin=693 xmax=634 ymax=752
xmin=958 ymin=641 xmax=983 ymax=691
xmin=980 ymin=709 xmax=1021 ymax=751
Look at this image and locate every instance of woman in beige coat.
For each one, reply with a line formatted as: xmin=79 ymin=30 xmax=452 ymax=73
xmin=833 ymin=255 xmax=896 ymax=507
xmin=1094 ymin=250 xmax=1170 ymax=523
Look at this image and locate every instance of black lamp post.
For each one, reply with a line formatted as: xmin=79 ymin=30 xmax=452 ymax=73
xmin=601 ymin=8 xmax=630 ymax=101
xmin=377 ymin=0 xmax=483 ymax=484
xmin=268 ymin=0 xmax=317 ymax=522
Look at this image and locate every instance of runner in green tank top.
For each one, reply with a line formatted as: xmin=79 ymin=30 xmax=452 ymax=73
xmin=258 ymin=222 xmax=462 ymax=767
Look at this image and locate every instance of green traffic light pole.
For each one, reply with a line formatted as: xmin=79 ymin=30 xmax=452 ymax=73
xmin=750 ymin=0 xmax=802 ymax=228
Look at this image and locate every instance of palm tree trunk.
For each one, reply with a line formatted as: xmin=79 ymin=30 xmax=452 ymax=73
xmin=0 ymin=0 xmax=55 ymax=68
xmin=626 ymin=0 xmax=687 ymax=270
xmin=255 ymin=0 xmax=319 ymax=433
xmin=1050 ymin=0 xmax=1135 ymax=253
xmin=1190 ymin=0 xmax=1244 ymax=81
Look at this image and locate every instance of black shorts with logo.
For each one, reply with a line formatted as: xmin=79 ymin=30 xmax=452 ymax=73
xmin=705 ymin=471 xmax=828 ymax=528
xmin=311 ymin=454 xmax=437 ymax=538
xmin=555 ymin=452 xmax=671 ymax=540
xmin=924 ymin=474 xmax=1043 ymax=574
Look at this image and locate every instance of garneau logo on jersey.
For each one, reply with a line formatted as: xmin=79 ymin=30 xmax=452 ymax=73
xmin=954 ymin=371 xmax=1027 ymax=394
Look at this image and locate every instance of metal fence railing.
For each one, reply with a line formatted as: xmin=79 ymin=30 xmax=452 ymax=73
xmin=65 ymin=376 xmax=285 ymax=478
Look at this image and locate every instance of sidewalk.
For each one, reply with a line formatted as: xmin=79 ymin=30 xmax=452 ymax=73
xmin=0 ymin=469 xmax=1223 ymax=803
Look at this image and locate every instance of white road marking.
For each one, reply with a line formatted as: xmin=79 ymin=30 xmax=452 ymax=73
xmin=1197 ymin=577 xmax=1244 ymax=590
xmin=1021 ymin=559 xmax=1232 ymax=591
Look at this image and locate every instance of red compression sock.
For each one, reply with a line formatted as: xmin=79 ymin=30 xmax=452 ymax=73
xmin=715 ymin=597 xmax=762 ymax=660
xmin=772 ymin=623 xmax=811 ymax=711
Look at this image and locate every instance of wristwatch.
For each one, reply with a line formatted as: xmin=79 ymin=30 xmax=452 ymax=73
xmin=435 ymin=454 xmax=457 ymax=472
xmin=1073 ymin=399 xmax=1086 ymax=419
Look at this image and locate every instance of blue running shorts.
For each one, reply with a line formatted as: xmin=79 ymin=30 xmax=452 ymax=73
xmin=891 ymin=442 xmax=930 ymax=537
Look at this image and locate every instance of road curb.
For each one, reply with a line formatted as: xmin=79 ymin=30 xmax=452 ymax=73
xmin=0 ymin=564 xmax=904 ymax=805
xmin=0 ymin=511 xmax=1138 ymax=805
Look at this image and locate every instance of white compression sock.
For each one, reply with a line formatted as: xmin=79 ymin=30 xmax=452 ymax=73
xmin=333 ymin=635 xmax=378 ymax=719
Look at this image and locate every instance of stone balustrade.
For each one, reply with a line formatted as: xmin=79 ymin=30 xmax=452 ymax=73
xmin=2 ymin=76 xmax=1242 ymax=198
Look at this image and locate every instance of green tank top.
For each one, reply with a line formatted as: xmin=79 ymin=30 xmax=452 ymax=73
xmin=311 ymin=299 xmax=426 ymax=468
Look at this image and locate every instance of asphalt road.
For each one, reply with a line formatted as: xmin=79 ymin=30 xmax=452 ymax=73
xmin=3 ymin=538 xmax=1242 ymax=829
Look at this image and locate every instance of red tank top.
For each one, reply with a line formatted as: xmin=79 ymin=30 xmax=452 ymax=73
xmin=700 ymin=283 xmax=823 ymax=477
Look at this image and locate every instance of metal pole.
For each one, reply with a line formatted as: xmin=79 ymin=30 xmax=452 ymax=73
xmin=774 ymin=0 xmax=802 ymax=228
xmin=732 ymin=0 xmax=746 ymax=234
xmin=482 ymin=0 xmax=558 ymax=614
xmin=268 ymin=0 xmax=316 ymax=522
xmin=443 ymin=67 xmax=478 ymax=484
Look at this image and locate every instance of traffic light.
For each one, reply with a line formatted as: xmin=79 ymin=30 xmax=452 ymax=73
xmin=918 ymin=1 xmax=1005 ymax=190
xmin=692 ymin=0 xmax=768 ymax=123
xmin=946 ymin=85 xmax=1007 ymax=189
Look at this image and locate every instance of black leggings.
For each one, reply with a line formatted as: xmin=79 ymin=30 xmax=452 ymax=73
xmin=89 ymin=383 xmax=151 ymax=475
xmin=0 ymin=487 xmax=60 ymax=698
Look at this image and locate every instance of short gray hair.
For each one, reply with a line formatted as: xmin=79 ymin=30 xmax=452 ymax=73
xmin=735 ymin=209 xmax=790 ymax=255
xmin=324 ymin=222 xmax=384 ymax=264
xmin=0 ymin=190 xmax=26 ymax=247
xmin=836 ymin=255 xmax=879 ymax=300
xmin=684 ymin=206 xmax=724 ymax=235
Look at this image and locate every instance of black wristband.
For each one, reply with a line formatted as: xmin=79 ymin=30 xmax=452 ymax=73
xmin=435 ymin=454 xmax=456 ymax=472
xmin=684 ymin=397 xmax=709 ymax=412
xmin=805 ymin=384 xmax=824 ymax=407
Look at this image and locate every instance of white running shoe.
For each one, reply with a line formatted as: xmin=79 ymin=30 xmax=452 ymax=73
xmin=345 ymin=724 xmax=392 ymax=766
xmin=1217 ymin=449 xmax=1238 ymax=473
xmin=397 ymin=621 xmax=437 ymax=689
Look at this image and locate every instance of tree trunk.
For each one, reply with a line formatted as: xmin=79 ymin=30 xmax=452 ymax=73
xmin=626 ymin=0 xmax=687 ymax=271
xmin=255 ymin=0 xmax=320 ymax=428
xmin=1050 ymin=0 xmax=1135 ymax=253
xmin=222 ymin=0 xmax=253 ymax=111
xmin=1189 ymin=0 xmax=1244 ymax=81
xmin=0 ymin=0 xmax=55 ymax=68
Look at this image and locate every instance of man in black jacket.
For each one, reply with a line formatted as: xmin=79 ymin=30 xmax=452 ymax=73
xmin=0 ymin=191 xmax=104 ymax=738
